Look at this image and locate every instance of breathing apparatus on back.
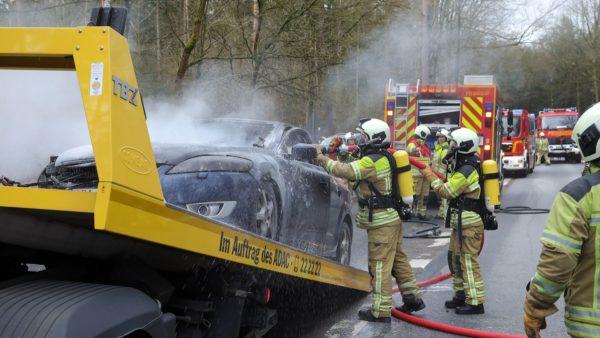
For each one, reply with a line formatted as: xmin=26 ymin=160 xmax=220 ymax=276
xmin=355 ymin=118 xmax=414 ymax=220
xmin=445 ymin=128 xmax=499 ymax=230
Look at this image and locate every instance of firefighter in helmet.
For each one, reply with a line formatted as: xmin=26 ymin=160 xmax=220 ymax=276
xmin=420 ymin=128 xmax=486 ymax=315
xmin=315 ymin=118 xmax=425 ymax=322
xmin=536 ymin=132 xmax=550 ymax=165
xmin=407 ymin=125 xmax=432 ymax=219
xmin=523 ymin=102 xmax=600 ymax=337
xmin=432 ymin=129 xmax=450 ymax=219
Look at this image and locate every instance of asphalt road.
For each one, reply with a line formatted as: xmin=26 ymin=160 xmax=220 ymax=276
xmin=294 ymin=162 xmax=583 ymax=338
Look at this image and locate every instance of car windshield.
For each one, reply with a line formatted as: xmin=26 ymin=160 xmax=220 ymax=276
xmin=501 ymin=116 xmax=521 ymax=137
xmin=196 ymin=120 xmax=276 ymax=148
xmin=541 ymin=115 xmax=577 ymax=130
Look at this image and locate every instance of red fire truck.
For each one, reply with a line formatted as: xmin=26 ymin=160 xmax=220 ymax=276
xmin=537 ymin=108 xmax=581 ymax=163
xmin=501 ymin=109 xmax=537 ymax=177
xmin=384 ymin=75 xmax=503 ymax=165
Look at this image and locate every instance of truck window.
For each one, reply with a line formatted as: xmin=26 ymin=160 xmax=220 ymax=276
xmin=501 ymin=116 xmax=520 ymax=137
xmin=541 ymin=115 xmax=577 ymax=130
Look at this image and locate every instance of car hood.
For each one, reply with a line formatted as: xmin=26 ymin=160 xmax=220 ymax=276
xmin=54 ymin=143 xmax=276 ymax=167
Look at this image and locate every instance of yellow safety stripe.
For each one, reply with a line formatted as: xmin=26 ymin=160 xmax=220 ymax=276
xmin=464 ymin=253 xmax=478 ymax=305
xmin=374 ymin=261 xmax=383 ymax=316
xmin=532 ymin=272 xmax=566 ymax=298
xmin=565 ymin=318 xmax=600 ymax=338
xmin=541 ymin=229 xmax=582 ymax=254
xmin=350 ymin=161 xmax=362 ymax=180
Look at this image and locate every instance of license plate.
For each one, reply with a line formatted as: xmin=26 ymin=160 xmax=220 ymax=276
xmin=555 ymin=157 xmax=565 ymax=161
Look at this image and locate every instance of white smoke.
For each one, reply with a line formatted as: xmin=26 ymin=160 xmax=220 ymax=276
xmin=0 ymin=70 xmax=91 ymax=182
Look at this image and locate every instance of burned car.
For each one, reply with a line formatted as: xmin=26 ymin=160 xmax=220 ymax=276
xmin=38 ymin=119 xmax=353 ymax=264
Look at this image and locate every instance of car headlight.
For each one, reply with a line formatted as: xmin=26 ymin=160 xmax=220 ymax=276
xmin=186 ymin=201 xmax=237 ymax=218
xmin=168 ymin=155 xmax=253 ymax=174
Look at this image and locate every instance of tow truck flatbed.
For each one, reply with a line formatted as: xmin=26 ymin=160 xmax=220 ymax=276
xmin=0 ymin=21 xmax=369 ymax=337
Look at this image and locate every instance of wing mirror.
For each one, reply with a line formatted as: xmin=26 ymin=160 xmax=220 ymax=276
xmin=291 ymin=144 xmax=317 ymax=161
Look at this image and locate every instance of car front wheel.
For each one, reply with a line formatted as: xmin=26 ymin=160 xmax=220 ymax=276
xmin=256 ymin=182 xmax=279 ymax=240
xmin=336 ymin=220 xmax=352 ymax=265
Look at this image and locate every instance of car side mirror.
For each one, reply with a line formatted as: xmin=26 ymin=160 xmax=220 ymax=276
xmin=291 ymin=144 xmax=317 ymax=162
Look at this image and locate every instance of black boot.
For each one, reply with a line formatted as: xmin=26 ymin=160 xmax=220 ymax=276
xmin=444 ymin=291 xmax=465 ymax=309
xmin=455 ymin=304 xmax=484 ymax=315
xmin=358 ymin=308 xmax=391 ymax=323
xmin=396 ymin=295 xmax=426 ymax=313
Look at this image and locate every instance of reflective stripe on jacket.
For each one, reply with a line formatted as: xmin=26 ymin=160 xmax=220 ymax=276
xmin=407 ymin=138 xmax=431 ymax=176
xmin=318 ymin=152 xmax=399 ymax=229
xmin=537 ymin=138 xmax=549 ymax=152
xmin=432 ymin=142 xmax=449 ymax=175
xmin=524 ymin=165 xmax=600 ymax=338
xmin=430 ymin=164 xmax=482 ymax=229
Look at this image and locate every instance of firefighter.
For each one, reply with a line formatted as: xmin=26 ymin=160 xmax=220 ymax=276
xmin=420 ymin=128 xmax=485 ymax=315
xmin=315 ymin=118 xmax=425 ymax=322
xmin=536 ymin=132 xmax=550 ymax=165
xmin=407 ymin=125 xmax=432 ymax=219
xmin=523 ymin=103 xmax=600 ymax=338
xmin=432 ymin=129 xmax=450 ymax=219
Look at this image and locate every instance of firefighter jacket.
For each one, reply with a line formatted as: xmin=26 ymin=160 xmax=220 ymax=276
xmin=432 ymin=141 xmax=449 ymax=175
xmin=428 ymin=163 xmax=482 ymax=229
xmin=318 ymin=151 xmax=399 ymax=229
xmin=524 ymin=164 xmax=600 ymax=338
xmin=536 ymin=138 xmax=549 ymax=152
xmin=407 ymin=138 xmax=431 ymax=177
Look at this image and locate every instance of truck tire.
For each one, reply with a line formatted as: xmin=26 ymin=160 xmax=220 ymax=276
xmin=0 ymin=280 xmax=176 ymax=338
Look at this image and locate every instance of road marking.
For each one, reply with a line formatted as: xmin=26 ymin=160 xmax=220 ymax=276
xmin=504 ymin=178 xmax=512 ymax=186
xmin=428 ymin=238 xmax=450 ymax=248
xmin=410 ymin=259 xmax=431 ymax=268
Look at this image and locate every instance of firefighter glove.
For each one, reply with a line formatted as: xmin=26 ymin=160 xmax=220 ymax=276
xmin=523 ymin=313 xmax=546 ymax=338
xmin=419 ymin=166 xmax=437 ymax=184
xmin=314 ymin=144 xmax=323 ymax=156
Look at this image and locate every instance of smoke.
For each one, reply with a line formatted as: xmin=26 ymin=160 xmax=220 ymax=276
xmin=0 ymin=70 xmax=91 ymax=182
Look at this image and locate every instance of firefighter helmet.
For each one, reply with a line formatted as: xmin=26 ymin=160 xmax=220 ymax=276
xmin=414 ymin=125 xmax=431 ymax=140
xmin=436 ymin=128 xmax=450 ymax=139
xmin=357 ymin=118 xmax=390 ymax=146
xmin=573 ymin=102 xmax=600 ymax=162
xmin=540 ymin=132 xmax=545 ymax=137
xmin=450 ymin=128 xmax=479 ymax=154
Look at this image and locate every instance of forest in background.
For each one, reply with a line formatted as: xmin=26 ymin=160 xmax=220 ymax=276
xmin=0 ymin=0 xmax=598 ymax=137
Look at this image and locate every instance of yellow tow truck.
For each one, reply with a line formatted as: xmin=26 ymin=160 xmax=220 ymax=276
xmin=0 ymin=7 xmax=369 ymax=337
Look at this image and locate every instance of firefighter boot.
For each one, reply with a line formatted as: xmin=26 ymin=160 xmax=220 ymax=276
xmin=444 ymin=291 xmax=466 ymax=309
xmin=396 ymin=294 xmax=426 ymax=313
xmin=358 ymin=308 xmax=391 ymax=323
xmin=455 ymin=304 xmax=485 ymax=315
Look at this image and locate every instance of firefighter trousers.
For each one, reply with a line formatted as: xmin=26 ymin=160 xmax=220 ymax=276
xmin=367 ymin=220 xmax=421 ymax=318
xmin=448 ymin=225 xmax=485 ymax=306
xmin=413 ymin=175 xmax=430 ymax=217
xmin=537 ymin=151 xmax=550 ymax=165
xmin=437 ymin=197 xmax=448 ymax=219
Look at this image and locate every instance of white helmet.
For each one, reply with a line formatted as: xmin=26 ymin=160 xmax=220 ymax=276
xmin=450 ymin=128 xmax=479 ymax=154
xmin=357 ymin=118 xmax=390 ymax=146
xmin=540 ymin=132 xmax=545 ymax=137
xmin=572 ymin=103 xmax=600 ymax=162
xmin=414 ymin=125 xmax=431 ymax=140
xmin=436 ymin=128 xmax=450 ymax=139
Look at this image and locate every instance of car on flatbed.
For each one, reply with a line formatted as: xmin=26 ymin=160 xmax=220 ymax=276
xmin=38 ymin=118 xmax=354 ymax=264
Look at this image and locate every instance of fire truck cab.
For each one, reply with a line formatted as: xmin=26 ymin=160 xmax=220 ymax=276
xmin=501 ymin=109 xmax=536 ymax=177
xmin=537 ymin=108 xmax=581 ymax=163
xmin=384 ymin=75 xmax=503 ymax=169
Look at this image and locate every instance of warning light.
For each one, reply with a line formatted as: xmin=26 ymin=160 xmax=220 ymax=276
xmin=387 ymin=110 xmax=393 ymax=116
xmin=484 ymin=145 xmax=491 ymax=151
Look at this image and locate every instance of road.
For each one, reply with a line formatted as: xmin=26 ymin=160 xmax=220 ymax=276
xmin=291 ymin=162 xmax=583 ymax=337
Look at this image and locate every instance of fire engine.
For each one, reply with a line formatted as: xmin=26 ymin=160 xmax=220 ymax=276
xmin=384 ymin=75 xmax=503 ymax=166
xmin=537 ymin=108 xmax=581 ymax=163
xmin=500 ymin=109 xmax=537 ymax=177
